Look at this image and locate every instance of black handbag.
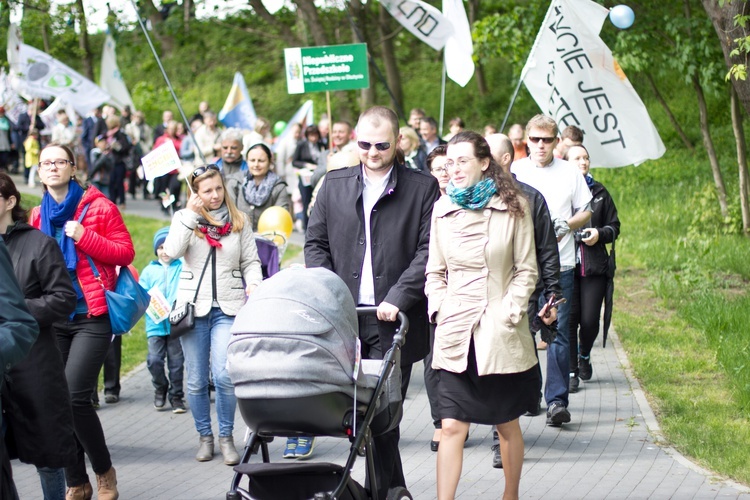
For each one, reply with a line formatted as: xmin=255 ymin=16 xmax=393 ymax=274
xmin=169 ymin=247 xmax=213 ymax=338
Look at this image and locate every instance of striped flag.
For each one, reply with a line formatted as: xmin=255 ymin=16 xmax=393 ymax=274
xmin=218 ymin=72 xmax=258 ymax=131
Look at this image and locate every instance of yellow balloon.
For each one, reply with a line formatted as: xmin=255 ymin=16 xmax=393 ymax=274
xmin=257 ymin=206 xmax=294 ymax=239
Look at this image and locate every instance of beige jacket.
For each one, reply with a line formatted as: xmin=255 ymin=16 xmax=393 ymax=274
xmin=163 ymin=209 xmax=263 ymax=317
xmin=425 ymin=194 xmax=538 ymax=375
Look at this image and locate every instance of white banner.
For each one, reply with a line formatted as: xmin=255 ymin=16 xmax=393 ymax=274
xmin=522 ymin=0 xmax=665 ymax=167
xmin=14 ymin=42 xmax=110 ymax=117
xmin=380 ymin=0 xmax=454 ymax=51
xmin=272 ymin=100 xmax=314 ymax=153
xmin=442 ymin=0 xmax=474 ymax=87
xmin=141 ymin=140 xmax=181 ymax=181
xmin=100 ymin=35 xmax=135 ymax=112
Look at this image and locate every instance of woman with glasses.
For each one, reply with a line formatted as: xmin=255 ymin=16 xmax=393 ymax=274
xmin=0 ymin=172 xmax=77 ymax=500
xmin=163 ymin=164 xmax=262 ymax=466
xmin=28 ymin=143 xmax=135 ymax=500
xmin=425 ymin=131 xmax=538 ymax=500
xmin=226 ymin=143 xmax=291 ymax=231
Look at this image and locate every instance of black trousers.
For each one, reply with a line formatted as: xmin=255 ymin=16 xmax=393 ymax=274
xmin=109 ymin=164 xmax=126 ymax=205
xmin=569 ymin=271 xmax=608 ymax=374
xmin=55 ymin=316 xmax=113 ymax=486
xmin=358 ymin=314 xmax=412 ymax=500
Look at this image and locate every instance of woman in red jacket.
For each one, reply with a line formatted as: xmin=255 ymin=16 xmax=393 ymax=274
xmin=30 ymin=143 xmax=135 ymax=500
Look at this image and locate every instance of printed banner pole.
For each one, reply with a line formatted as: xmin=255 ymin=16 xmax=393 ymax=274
xmin=128 ymin=0 xmax=203 ymax=193
xmin=500 ymin=75 xmax=525 ymax=133
xmin=326 ymin=91 xmax=333 ymax=146
xmin=439 ymin=61 xmax=446 ymax=137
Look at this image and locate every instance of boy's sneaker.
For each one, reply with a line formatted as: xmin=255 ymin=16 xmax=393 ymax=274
xmin=569 ymin=374 xmax=580 ymax=393
xmin=171 ymin=397 xmax=187 ymax=414
xmin=579 ymin=356 xmax=593 ymax=381
xmin=295 ymin=437 xmax=315 ymax=459
xmin=546 ymin=402 xmax=571 ymax=427
xmin=154 ymin=392 xmax=167 ymax=411
xmin=283 ymin=438 xmax=298 ymax=459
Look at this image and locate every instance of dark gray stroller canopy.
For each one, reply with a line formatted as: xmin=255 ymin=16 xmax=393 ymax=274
xmin=228 ymin=266 xmax=374 ymax=403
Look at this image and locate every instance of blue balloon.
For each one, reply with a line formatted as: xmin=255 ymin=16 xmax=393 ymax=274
xmin=610 ymin=5 xmax=635 ymax=30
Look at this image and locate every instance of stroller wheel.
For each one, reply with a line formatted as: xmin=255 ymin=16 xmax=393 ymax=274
xmin=386 ymin=487 xmax=413 ymax=500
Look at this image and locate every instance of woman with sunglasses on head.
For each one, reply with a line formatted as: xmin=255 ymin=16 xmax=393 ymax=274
xmin=163 ymin=164 xmax=262 ymax=466
xmin=226 ymin=143 xmax=291 ymax=231
xmin=0 ymin=172 xmax=78 ymax=500
xmin=425 ymin=131 xmax=539 ymax=500
xmin=28 ymin=143 xmax=136 ymax=500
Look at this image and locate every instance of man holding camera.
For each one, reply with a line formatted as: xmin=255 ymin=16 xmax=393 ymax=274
xmin=511 ymin=114 xmax=592 ymax=427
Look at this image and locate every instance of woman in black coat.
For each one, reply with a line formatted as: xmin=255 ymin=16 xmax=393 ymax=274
xmin=565 ymin=146 xmax=620 ymax=389
xmin=0 ymin=172 xmax=78 ymax=500
xmin=292 ymin=125 xmax=325 ymax=230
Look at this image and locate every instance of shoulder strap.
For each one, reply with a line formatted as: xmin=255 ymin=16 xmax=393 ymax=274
xmin=192 ymin=247 xmax=214 ymax=303
xmin=78 ymin=203 xmax=91 ymax=223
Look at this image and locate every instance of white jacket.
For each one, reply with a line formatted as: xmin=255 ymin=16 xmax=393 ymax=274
xmin=164 ymin=209 xmax=263 ymax=317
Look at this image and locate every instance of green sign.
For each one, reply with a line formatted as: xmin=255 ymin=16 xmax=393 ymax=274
xmin=284 ymin=43 xmax=370 ymax=94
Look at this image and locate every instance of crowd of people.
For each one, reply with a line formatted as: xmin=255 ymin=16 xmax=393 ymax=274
xmin=0 ymin=99 xmax=619 ymax=500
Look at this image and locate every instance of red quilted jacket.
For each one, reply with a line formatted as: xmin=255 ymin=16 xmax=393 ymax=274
xmin=29 ymin=186 xmax=136 ymax=317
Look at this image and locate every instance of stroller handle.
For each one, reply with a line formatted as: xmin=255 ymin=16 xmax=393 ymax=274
xmin=355 ymin=307 xmax=409 ymax=348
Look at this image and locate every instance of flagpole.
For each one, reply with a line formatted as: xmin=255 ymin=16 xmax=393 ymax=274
xmin=500 ymin=75 xmax=524 ymax=133
xmin=128 ymin=0 xmax=203 ymax=194
xmin=326 ymin=91 xmax=333 ymax=146
xmin=438 ymin=58 xmax=446 ymax=137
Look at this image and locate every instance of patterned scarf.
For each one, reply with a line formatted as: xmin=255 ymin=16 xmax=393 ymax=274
xmin=40 ymin=180 xmax=85 ymax=271
xmin=243 ymin=171 xmax=280 ymax=207
xmin=584 ymin=173 xmax=595 ymax=188
xmin=447 ymin=177 xmax=497 ymax=210
xmin=197 ymin=204 xmax=232 ymax=248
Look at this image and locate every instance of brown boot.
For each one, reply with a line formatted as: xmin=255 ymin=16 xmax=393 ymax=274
xmin=96 ymin=467 xmax=119 ymax=500
xmin=65 ymin=482 xmax=93 ymax=500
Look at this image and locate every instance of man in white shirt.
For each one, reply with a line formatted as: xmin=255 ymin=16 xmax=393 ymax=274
xmin=511 ymin=114 xmax=592 ymax=428
xmin=306 ymin=106 xmax=439 ymax=499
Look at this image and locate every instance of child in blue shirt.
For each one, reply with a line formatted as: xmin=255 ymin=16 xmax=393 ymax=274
xmin=140 ymin=226 xmax=186 ymax=413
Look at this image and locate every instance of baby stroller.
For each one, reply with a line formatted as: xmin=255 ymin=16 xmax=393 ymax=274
xmin=226 ymin=267 xmax=411 ymax=500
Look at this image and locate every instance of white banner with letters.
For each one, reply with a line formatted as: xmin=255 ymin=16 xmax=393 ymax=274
xmin=522 ymin=0 xmax=665 ymax=167
xmin=379 ymin=0 xmax=454 ymax=51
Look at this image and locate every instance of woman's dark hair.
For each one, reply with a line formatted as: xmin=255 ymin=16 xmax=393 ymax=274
xmin=0 ymin=172 xmax=28 ymax=223
xmin=246 ymin=142 xmax=273 ymax=164
xmin=304 ymin=125 xmax=320 ymax=140
xmin=448 ymin=131 xmax=525 ymax=218
xmin=449 ymin=117 xmax=465 ymax=129
xmin=426 ymin=144 xmax=448 ymax=171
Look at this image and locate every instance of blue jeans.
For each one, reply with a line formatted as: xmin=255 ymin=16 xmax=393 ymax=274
xmin=179 ymin=308 xmax=236 ymax=437
xmin=544 ymin=268 xmax=573 ymax=409
xmin=37 ymin=467 xmax=65 ymax=500
xmin=147 ymin=335 xmax=185 ymax=400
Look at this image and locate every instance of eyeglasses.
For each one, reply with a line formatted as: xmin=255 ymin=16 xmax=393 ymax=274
xmin=444 ymin=157 xmax=477 ymax=170
xmin=431 ymin=167 xmax=449 ymax=175
xmin=527 ymin=136 xmax=557 ymax=144
xmin=38 ymin=159 xmax=73 ymax=170
xmin=357 ymin=141 xmax=391 ymax=151
xmin=191 ymin=164 xmax=221 ymax=181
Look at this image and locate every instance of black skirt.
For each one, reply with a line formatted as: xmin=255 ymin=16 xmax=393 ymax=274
xmin=437 ymin=339 xmax=539 ymax=425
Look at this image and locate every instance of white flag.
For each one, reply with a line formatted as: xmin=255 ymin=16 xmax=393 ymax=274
xmin=442 ymin=0 xmax=474 ymax=87
xmin=272 ymin=100 xmax=314 ymax=153
xmin=100 ymin=35 xmax=135 ymax=112
xmin=14 ymin=42 xmax=110 ymax=117
xmin=522 ymin=0 xmax=665 ymax=167
xmin=379 ymin=0 xmax=454 ymax=51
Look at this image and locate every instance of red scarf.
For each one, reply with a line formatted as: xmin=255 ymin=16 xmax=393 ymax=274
xmin=197 ymin=222 xmax=232 ymax=248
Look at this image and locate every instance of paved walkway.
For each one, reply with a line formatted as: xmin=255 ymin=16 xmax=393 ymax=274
xmin=8 ymin=174 xmax=750 ymax=499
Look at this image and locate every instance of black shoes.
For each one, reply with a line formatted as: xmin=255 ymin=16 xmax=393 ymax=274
xmin=171 ymin=397 xmax=187 ymax=414
xmin=546 ymin=402 xmax=571 ymax=427
xmin=491 ymin=444 xmax=503 ymax=469
xmin=104 ymin=393 xmax=119 ymax=404
xmin=569 ymin=374 xmax=580 ymax=393
xmin=579 ymin=356 xmax=593 ymax=381
xmin=154 ymin=392 xmax=167 ymax=410
xmin=430 ymin=440 xmax=439 ymax=452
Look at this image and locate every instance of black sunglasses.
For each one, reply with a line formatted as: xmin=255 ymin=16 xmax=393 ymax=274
xmin=527 ymin=136 xmax=557 ymax=144
xmin=191 ymin=164 xmax=221 ymax=181
xmin=357 ymin=141 xmax=391 ymax=151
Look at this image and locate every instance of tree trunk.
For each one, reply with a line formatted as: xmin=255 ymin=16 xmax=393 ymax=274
xmin=467 ymin=0 xmax=487 ymax=96
xmin=294 ymin=0 xmax=329 ymax=46
xmin=645 ymin=74 xmax=694 ymax=152
xmin=701 ymin=0 xmax=750 ymax=118
xmin=693 ymin=75 xmax=729 ymax=218
xmin=248 ymin=0 xmax=301 ymax=47
xmin=183 ymin=0 xmax=190 ymax=33
xmin=138 ymin=0 xmax=174 ymax=55
xmin=75 ymin=0 xmax=94 ymax=82
xmin=731 ymin=87 xmax=750 ymax=234
xmin=349 ymin=0 xmax=376 ymax=109
xmin=378 ymin=5 xmax=404 ymax=112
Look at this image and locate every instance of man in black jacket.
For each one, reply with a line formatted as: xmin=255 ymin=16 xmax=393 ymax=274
xmin=487 ymin=133 xmax=562 ymax=468
xmin=0 ymin=238 xmax=40 ymax=498
xmin=305 ymin=106 xmax=440 ymax=500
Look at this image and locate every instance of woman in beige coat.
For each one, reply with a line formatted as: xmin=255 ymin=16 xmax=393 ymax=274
xmin=425 ymin=131 xmax=539 ymax=500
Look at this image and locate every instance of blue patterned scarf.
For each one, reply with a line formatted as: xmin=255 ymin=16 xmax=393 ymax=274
xmin=585 ymin=173 xmax=595 ymax=188
xmin=40 ymin=180 xmax=85 ymax=272
xmin=447 ymin=177 xmax=497 ymax=210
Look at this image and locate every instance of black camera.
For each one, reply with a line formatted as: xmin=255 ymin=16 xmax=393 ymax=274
xmin=574 ymin=229 xmax=591 ymax=243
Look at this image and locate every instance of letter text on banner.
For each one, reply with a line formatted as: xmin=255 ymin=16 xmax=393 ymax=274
xmin=521 ymin=0 xmax=665 ymax=167
xmin=141 ymin=140 xmax=181 ymax=181
xmin=284 ymin=44 xmax=370 ymax=94
xmin=379 ymin=0 xmax=454 ymax=51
